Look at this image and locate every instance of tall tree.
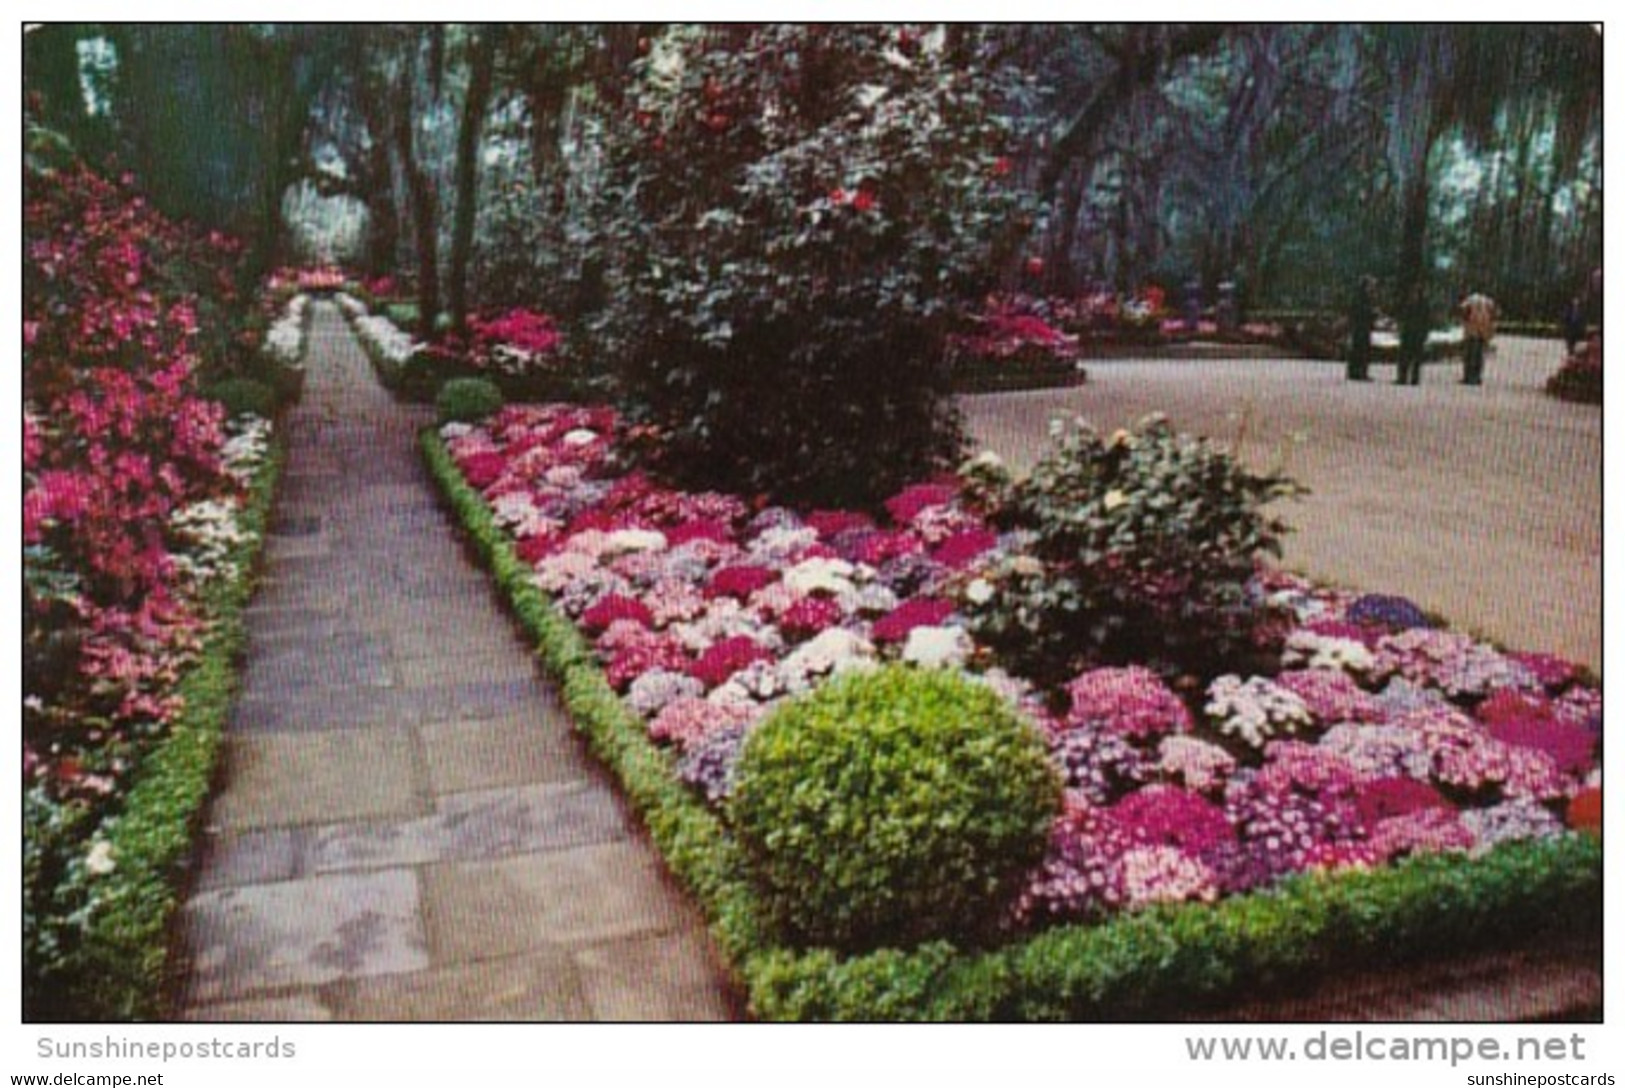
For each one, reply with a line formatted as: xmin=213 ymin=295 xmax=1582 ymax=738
xmin=390 ymin=29 xmax=441 ymax=339
xmin=448 ymin=26 xmax=501 ymax=338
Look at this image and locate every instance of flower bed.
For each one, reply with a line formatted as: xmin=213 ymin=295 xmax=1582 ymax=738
xmin=950 ymin=300 xmax=1087 ymax=392
xmin=338 ymin=292 xmax=433 ymax=396
xmin=259 ymin=292 xmax=310 ymax=402
xmin=424 ymin=404 xmax=1600 ymax=1020
xmin=24 ymin=143 xmax=288 ymax=1018
xmin=1546 ymin=334 xmax=1602 ymax=405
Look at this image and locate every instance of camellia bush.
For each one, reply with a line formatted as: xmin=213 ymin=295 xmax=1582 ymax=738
xmin=591 ymin=24 xmax=1038 ymax=506
xmin=960 ymin=414 xmax=1302 ymax=684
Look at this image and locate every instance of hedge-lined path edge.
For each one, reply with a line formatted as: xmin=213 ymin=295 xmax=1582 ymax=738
xmin=173 ymin=301 xmax=738 ymax=1022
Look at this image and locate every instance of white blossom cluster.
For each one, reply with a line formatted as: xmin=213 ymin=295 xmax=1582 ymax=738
xmin=264 ymin=294 xmax=310 ymax=366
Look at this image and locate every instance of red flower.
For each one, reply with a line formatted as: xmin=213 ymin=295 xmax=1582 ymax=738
xmin=993 ymin=156 xmax=1013 ymax=177
xmin=705 ymin=112 xmax=730 ymax=132
xmin=829 ymin=188 xmax=848 ymax=205
xmin=1567 ymin=788 xmax=1601 ymax=835
xmin=1025 ymin=256 xmax=1046 ymax=278
xmin=852 ymin=190 xmax=878 ymax=213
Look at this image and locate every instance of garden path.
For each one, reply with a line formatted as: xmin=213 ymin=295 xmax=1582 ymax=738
xmin=175 ymin=302 xmax=738 ymax=1022
xmin=963 ymin=336 xmax=1601 ymax=673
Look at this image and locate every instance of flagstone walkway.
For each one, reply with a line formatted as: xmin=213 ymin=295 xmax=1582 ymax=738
xmin=175 ymin=302 xmax=738 ymax=1021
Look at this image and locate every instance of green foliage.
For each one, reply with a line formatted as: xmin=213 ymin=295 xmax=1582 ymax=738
xmin=435 ymin=377 xmax=504 ymax=424
xmin=730 ymin=666 xmax=1060 ymax=952
xmin=593 ymin=25 xmax=1038 ymax=507
xmin=961 ymin=414 xmax=1301 ymax=683
xmin=25 ymin=440 xmax=282 ymax=1020
xmin=203 ymin=377 xmax=279 ymax=420
xmin=384 ymin=301 xmax=421 ymax=329
xmin=745 ymin=836 xmax=1601 ymax=1021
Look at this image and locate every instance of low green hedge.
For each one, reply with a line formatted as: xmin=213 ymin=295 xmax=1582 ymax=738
xmin=422 ymin=430 xmax=1602 ymax=1021
xmin=26 ymin=440 xmax=284 ymax=1021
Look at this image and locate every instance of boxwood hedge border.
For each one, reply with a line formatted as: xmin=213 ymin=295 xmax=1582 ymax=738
xmin=422 ymin=428 xmax=1601 ymax=1022
xmin=25 ymin=438 xmax=285 ymax=1022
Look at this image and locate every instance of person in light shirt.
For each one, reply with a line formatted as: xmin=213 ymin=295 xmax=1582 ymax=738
xmin=1458 ymin=290 xmax=1497 ymax=386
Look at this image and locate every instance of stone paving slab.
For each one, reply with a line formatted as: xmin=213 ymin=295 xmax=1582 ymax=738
xmin=326 ymin=949 xmax=592 ymax=1021
xmin=209 ymin=731 xmax=427 ymax=829
xmin=182 ymin=993 xmax=335 ymax=1022
xmin=422 ymin=842 xmax=695 ymax=961
xmin=417 ymin=715 xmax=594 ymax=794
xmin=192 ymin=827 xmax=305 ymax=891
xmin=183 ymin=870 xmax=429 ymax=1004
xmin=239 ymin=631 xmax=397 ymax=693
xmin=306 ymin=782 xmax=630 ymax=874
xmin=574 ymin=932 xmax=739 ymax=1021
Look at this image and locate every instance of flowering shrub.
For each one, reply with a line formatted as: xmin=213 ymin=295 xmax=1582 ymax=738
xmin=593 ymin=25 xmax=1035 ymax=506
xmin=23 ymin=135 xmax=283 ymax=1013
xmin=961 ymin=414 xmax=1299 ymax=683
xmin=1206 ymin=675 xmax=1315 ymax=748
xmin=468 ymin=308 xmax=564 ymax=379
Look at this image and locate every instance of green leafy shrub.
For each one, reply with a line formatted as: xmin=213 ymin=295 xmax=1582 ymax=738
xmin=961 ymin=414 xmax=1301 ymax=684
xmin=730 ymin=666 xmax=1060 ymax=952
xmin=203 ymin=377 xmax=278 ymax=420
xmin=383 ymin=301 xmax=420 ymax=329
xmin=592 ymin=25 xmax=1038 ymax=507
xmin=436 ymin=377 xmax=505 ymax=424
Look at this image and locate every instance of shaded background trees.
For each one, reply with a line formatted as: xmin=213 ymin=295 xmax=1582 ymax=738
xmin=28 ymin=22 xmax=1598 ymax=321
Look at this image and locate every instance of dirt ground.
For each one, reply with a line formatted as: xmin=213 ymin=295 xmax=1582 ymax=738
xmin=960 ymin=336 xmax=1602 ymax=674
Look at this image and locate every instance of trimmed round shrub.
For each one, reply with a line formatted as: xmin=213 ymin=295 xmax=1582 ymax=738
xmin=203 ymin=377 xmax=278 ymax=420
xmin=730 ymin=665 xmax=1061 ymax=952
xmin=436 ymin=377 xmax=504 ymax=424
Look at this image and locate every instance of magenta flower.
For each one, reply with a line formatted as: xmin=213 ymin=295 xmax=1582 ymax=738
xmin=706 ymin=565 xmax=780 ymax=601
xmin=689 ymin=636 xmax=775 ymax=689
xmin=884 ymin=481 xmax=958 ymax=525
xmin=930 ymin=529 xmax=999 ymax=570
xmin=870 ymin=597 xmax=956 ymax=643
xmin=582 ymin=593 xmax=655 ymax=632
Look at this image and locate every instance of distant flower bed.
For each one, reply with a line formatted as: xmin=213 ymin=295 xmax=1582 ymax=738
xmin=268 ymin=264 xmax=347 ymax=293
xmin=439 ymin=403 xmax=1602 ymax=941
xmin=1547 ymin=334 xmax=1602 ymax=405
xmin=263 ymin=293 xmax=310 ymax=369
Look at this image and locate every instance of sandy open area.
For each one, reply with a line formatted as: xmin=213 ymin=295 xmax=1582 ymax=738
xmin=960 ymin=336 xmax=1602 ymax=673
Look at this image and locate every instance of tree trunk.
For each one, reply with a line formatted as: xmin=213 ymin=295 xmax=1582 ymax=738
xmin=1395 ymin=172 xmax=1431 ymax=367
xmin=448 ymin=27 xmax=499 ymax=338
xmin=393 ymin=43 xmax=440 ymax=340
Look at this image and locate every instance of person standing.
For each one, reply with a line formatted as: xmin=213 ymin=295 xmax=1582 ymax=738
xmin=1347 ymin=275 xmax=1375 ymax=381
xmin=1563 ymin=295 xmax=1586 ymax=356
xmin=1459 ymin=290 xmax=1497 ymax=386
xmin=1397 ymin=282 xmax=1428 ymax=386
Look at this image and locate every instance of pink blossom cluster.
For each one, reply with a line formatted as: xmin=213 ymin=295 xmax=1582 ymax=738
xmin=445 ymin=404 xmax=1004 ymax=790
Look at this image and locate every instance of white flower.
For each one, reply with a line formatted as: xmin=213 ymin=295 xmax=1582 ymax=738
xmin=967 ymin=449 xmax=1004 ymax=471
xmin=603 ymin=529 xmax=668 ymax=556
xmin=783 ymin=557 xmax=855 ymax=596
xmin=965 ymin=578 xmax=995 ymax=606
xmin=85 ymin=840 xmax=116 ymax=877
xmin=1206 ymin=674 xmax=1313 ymax=749
xmin=900 ymin=625 xmax=973 ymax=669
xmin=562 ymin=429 xmax=599 ymax=447
xmin=1102 ymin=489 xmax=1128 ymax=512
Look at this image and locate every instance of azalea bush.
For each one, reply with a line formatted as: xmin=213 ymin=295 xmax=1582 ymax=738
xmin=592 ymin=24 xmax=1038 ymax=506
xmin=1546 ymin=333 xmax=1602 ymax=405
xmin=960 ymin=414 xmax=1301 ymax=684
xmin=23 ymin=135 xmax=280 ymax=1014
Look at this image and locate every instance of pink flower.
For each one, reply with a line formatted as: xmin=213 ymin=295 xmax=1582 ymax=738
xmin=1062 ymin=666 xmax=1193 ymax=739
xmin=930 ymin=529 xmax=998 ymax=570
xmin=706 ymin=565 xmax=779 ymax=601
xmin=883 ymin=482 xmax=958 ymax=525
xmin=689 ymin=636 xmax=775 ymax=689
xmin=582 ymin=593 xmax=655 ymax=632
xmin=871 ymin=597 xmax=955 ymax=644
